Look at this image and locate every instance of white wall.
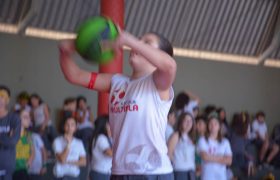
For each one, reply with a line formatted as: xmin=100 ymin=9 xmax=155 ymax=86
xmin=1 ymin=33 xmax=280 ymax=132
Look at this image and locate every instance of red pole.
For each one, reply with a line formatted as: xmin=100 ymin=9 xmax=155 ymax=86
xmin=98 ymin=0 xmax=124 ymax=115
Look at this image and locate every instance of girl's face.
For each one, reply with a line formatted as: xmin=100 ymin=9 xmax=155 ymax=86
xmin=78 ymin=99 xmax=86 ymax=110
xmin=219 ymin=110 xmax=226 ymax=120
xmin=168 ymin=112 xmax=176 ymax=126
xmin=64 ymin=118 xmax=77 ymax=135
xmin=196 ymin=119 xmax=206 ymax=135
xmin=31 ymin=97 xmax=39 ymax=107
xmin=20 ymin=111 xmax=31 ymax=128
xmin=208 ymin=118 xmax=220 ymax=135
xmin=19 ymin=98 xmax=28 ymax=106
xmin=182 ymin=115 xmax=193 ymax=133
xmin=129 ymin=34 xmax=159 ymax=72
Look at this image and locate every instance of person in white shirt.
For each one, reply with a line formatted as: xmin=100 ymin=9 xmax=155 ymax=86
xmin=197 ymin=113 xmax=232 ymax=180
xmin=168 ymin=112 xmax=196 ymax=180
xmin=165 ymin=109 xmax=176 ymax=143
xmin=252 ymin=111 xmax=270 ymax=163
xmin=90 ymin=115 xmax=112 ymax=180
xmin=53 ymin=116 xmax=86 ymax=180
xmin=30 ymin=94 xmax=57 ymax=153
xmin=29 ymin=133 xmax=47 ymax=180
xmin=59 ymin=28 xmax=176 ymax=180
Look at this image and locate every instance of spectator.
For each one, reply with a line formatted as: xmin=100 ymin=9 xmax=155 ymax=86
xmin=0 ymin=85 xmax=21 ymax=180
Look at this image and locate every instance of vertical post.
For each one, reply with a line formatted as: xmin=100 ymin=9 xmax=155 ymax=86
xmin=98 ymin=0 xmax=124 ymax=115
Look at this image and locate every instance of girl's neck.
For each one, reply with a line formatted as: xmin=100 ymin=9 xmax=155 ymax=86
xmin=209 ymin=133 xmax=218 ymax=140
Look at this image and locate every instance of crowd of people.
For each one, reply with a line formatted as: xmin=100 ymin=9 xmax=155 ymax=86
xmin=0 ymin=86 xmax=279 ymax=180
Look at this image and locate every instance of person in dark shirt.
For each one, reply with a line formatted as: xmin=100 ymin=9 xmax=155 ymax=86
xmin=0 ymin=85 xmax=21 ymax=180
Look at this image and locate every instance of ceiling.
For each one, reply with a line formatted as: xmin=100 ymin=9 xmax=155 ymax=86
xmin=0 ymin=0 xmax=280 ymax=63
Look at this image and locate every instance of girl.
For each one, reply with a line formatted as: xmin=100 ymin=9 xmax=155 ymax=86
xmin=217 ymin=108 xmax=230 ymax=138
xmin=28 ymin=132 xmax=48 ymax=180
xmin=30 ymin=94 xmax=56 ymax=152
xmin=59 ymin=28 xmax=176 ymax=179
xmin=53 ymin=116 xmax=86 ymax=180
xmin=196 ymin=116 xmax=206 ymax=138
xmin=89 ymin=115 xmax=112 ymax=180
xmin=13 ymin=110 xmax=35 ymax=180
xmin=197 ymin=113 xmax=232 ymax=180
xmin=168 ymin=113 xmax=196 ymax=180
xmin=195 ymin=116 xmax=207 ymax=178
xmin=75 ymin=96 xmax=94 ymax=153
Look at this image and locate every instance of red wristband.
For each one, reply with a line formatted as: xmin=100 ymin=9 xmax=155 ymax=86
xmin=87 ymin=72 xmax=98 ymax=89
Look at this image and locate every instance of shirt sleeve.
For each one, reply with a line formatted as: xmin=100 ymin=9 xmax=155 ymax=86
xmin=223 ymin=139 xmax=232 ymax=156
xmin=34 ymin=134 xmax=44 ymax=149
xmin=79 ymin=141 xmax=86 ymax=157
xmin=197 ymin=137 xmax=208 ymax=153
xmin=97 ymin=135 xmax=111 ymax=152
xmin=53 ymin=137 xmax=63 ymax=154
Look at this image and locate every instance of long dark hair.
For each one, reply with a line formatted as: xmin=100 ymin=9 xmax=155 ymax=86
xmin=174 ymin=92 xmax=190 ymax=111
xmin=176 ymin=112 xmax=195 ymax=142
xmin=217 ymin=107 xmax=228 ymax=126
xmin=206 ymin=113 xmax=223 ymax=143
xmin=89 ymin=115 xmax=110 ymax=155
xmin=231 ymin=111 xmax=250 ymax=137
xmin=30 ymin=93 xmax=43 ymax=106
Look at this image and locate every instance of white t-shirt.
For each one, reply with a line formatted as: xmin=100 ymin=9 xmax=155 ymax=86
xmin=33 ymin=104 xmax=51 ymax=127
xmin=53 ymin=136 xmax=86 ymax=178
xmin=109 ymin=74 xmax=173 ymax=175
xmin=165 ymin=124 xmax=174 ymax=143
xmin=197 ymin=137 xmax=232 ymax=180
xmin=172 ymin=134 xmax=195 ymax=171
xmin=252 ymin=119 xmax=267 ymax=140
xmin=29 ymin=133 xmax=44 ymax=174
xmin=91 ymin=134 xmax=112 ymax=174
xmin=77 ymin=110 xmax=93 ymax=130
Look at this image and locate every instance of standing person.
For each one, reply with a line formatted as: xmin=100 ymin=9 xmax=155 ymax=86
xmin=0 ymin=85 xmax=21 ymax=180
xmin=59 ymin=28 xmax=176 ymax=179
xmin=13 ymin=91 xmax=31 ymax=114
xmin=75 ymin=96 xmax=94 ymax=153
xmin=168 ymin=113 xmax=196 ymax=180
xmin=195 ymin=115 xmax=207 ymax=178
xmin=216 ymin=108 xmax=230 ymax=138
xmin=89 ymin=115 xmax=112 ymax=180
xmin=58 ymin=97 xmax=77 ymax=135
xmin=165 ymin=108 xmax=176 ymax=143
xmin=13 ymin=110 xmax=35 ymax=180
xmin=197 ymin=113 xmax=232 ymax=180
xmin=251 ymin=111 xmax=269 ymax=164
xmin=30 ymin=94 xmax=56 ymax=153
xmin=230 ymin=112 xmax=255 ymax=178
xmin=28 ymin=132 xmax=47 ymax=180
xmin=53 ymin=116 xmax=86 ymax=180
